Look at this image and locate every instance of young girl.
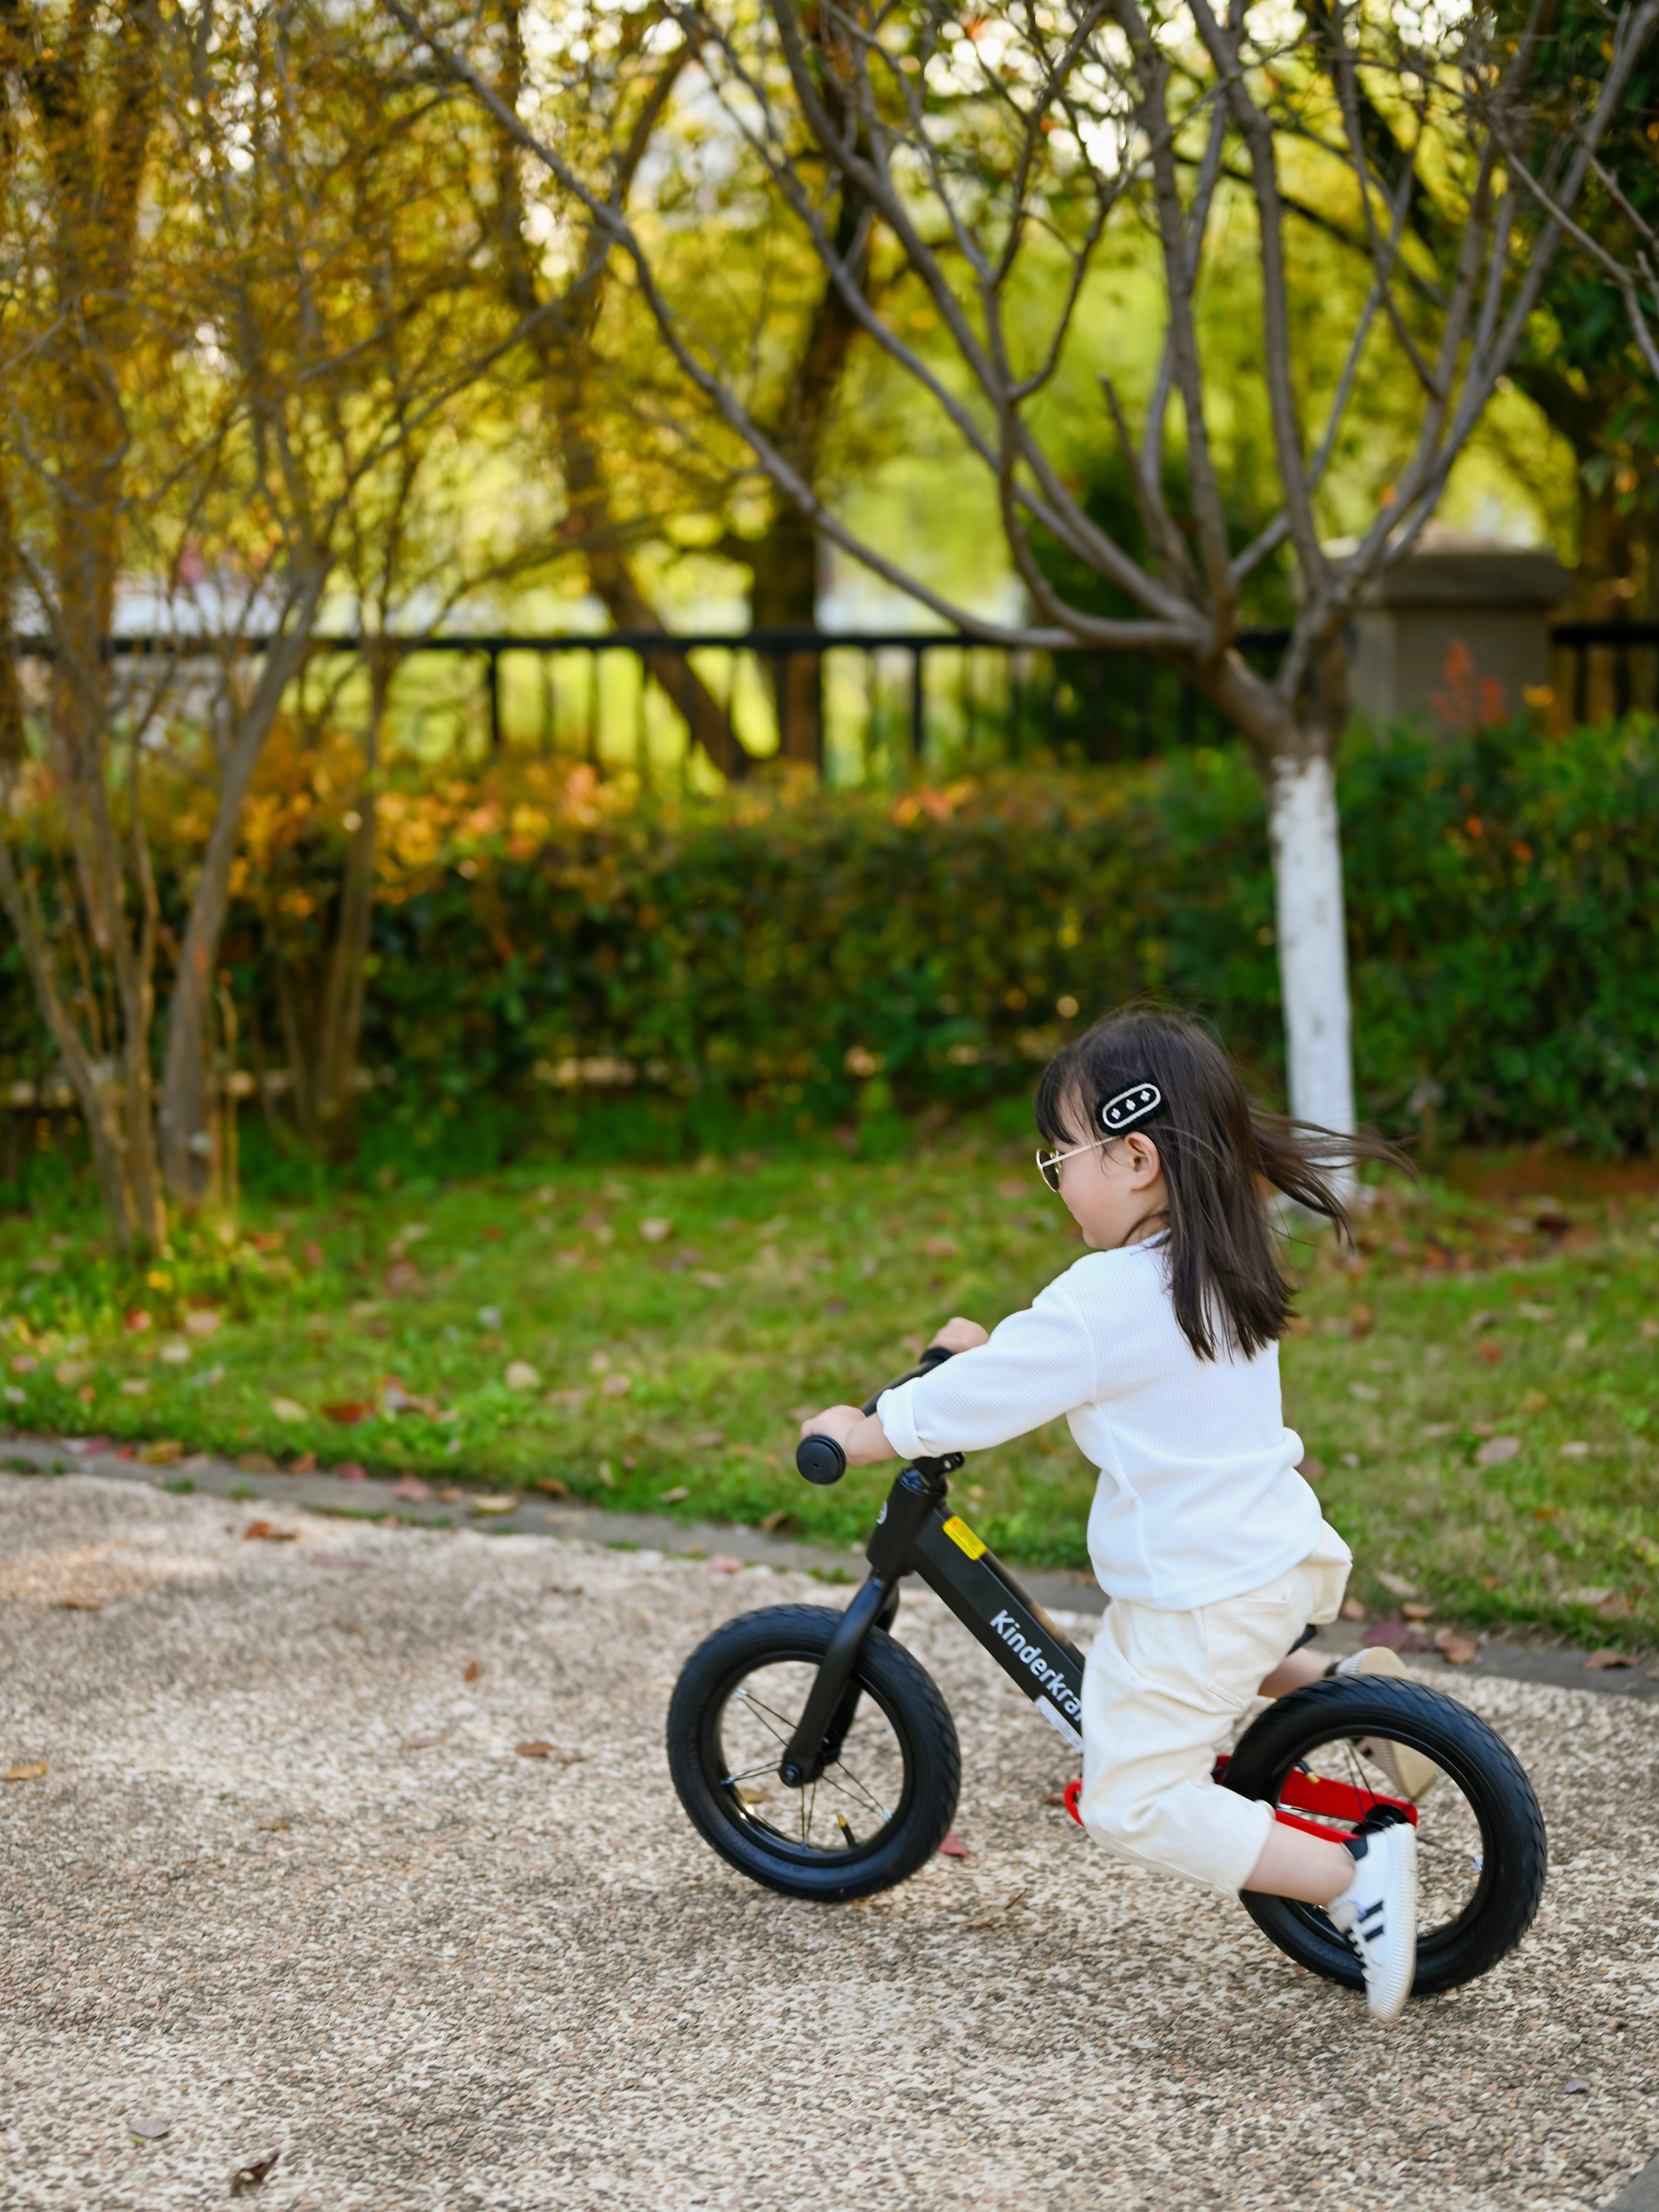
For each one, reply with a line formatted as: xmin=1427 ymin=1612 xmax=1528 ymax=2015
xmin=801 ymin=1007 xmax=1422 ymax=2024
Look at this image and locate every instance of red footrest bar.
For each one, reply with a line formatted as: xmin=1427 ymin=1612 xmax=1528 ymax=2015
xmin=1060 ymin=1760 xmax=1417 ymax=1833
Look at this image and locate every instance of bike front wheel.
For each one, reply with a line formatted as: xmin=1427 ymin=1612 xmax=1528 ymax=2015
xmin=1224 ymin=1674 xmax=1547 ymax=1996
xmin=666 ymin=1604 xmax=960 ymax=1902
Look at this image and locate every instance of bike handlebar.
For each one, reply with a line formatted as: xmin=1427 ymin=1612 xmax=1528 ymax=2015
xmin=794 ymin=1345 xmax=954 ymax=1486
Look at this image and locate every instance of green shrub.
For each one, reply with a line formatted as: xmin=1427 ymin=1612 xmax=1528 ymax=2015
xmin=3 ymin=716 xmax=1655 ymax=1172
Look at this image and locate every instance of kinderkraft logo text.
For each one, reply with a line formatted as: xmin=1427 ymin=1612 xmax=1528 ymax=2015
xmin=988 ymin=1609 xmax=1082 ymax=1721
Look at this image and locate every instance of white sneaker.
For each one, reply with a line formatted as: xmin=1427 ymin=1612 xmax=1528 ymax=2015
xmin=1328 ymin=1817 xmax=1418 ymax=2024
xmin=1331 ymin=1648 xmax=1440 ymax=1802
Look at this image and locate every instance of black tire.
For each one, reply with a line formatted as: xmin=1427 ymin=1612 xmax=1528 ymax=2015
xmin=666 ymin=1604 xmax=961 ymax=1902
xmin=1224 ymin=1675 xmax=1547 ymax=1996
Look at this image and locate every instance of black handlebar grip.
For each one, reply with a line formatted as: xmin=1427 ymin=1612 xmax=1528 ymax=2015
xmin=795 ymin=1434 xmax=848 ymax=1486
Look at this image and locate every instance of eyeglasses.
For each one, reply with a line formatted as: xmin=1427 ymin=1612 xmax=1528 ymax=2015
xmin=1034 ymin=1132 xmax=1115 ymax=1192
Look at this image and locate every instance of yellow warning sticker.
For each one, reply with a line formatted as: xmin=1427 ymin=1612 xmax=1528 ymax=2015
xmin=942 ymin=1515 xmax=987 ymax=1561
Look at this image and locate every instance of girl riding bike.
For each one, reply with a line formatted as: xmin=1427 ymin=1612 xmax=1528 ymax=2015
xmin=799 ymin=1008 xmax=1428 ymax=2024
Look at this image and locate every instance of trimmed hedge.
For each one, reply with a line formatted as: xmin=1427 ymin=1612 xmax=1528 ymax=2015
xmin=3 ymin=717 xmax=1656 ymax=1169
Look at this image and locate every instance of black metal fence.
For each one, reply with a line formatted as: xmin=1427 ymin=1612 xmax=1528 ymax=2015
xmin=1550 ymin=621 xmax=1659 ymax=722
xmin=14 ymin=623 xmax=1292 ymax=781
xmin=22 ymin=617 xmax=1640 ymax=779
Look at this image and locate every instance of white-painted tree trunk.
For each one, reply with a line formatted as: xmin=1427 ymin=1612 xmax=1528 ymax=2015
xmin=1266 ymin=751 xmax=1355 ymax=1136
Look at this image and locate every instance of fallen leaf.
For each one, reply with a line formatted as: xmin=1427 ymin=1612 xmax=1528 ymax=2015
xmin=303 ymin=1240 xmax=325 ymax=1268
xmin=938 ymin=1831 xmax=968 ymax=1859
xmin=758 ymin=1508 xmax=794 ymax=1534
xmin=392 ymin=1474 xmax=433 ymax=1502
xmin=137 ymin=1439 xmax=184 ymax=1467
xmin=404 ymin=1732 xmax=447 ymax=1749
xmin=1361 ymin=1621 xmax=1429 ymax=1651
xmin=1568 ymin=1586 xmax=1613 ymax=1608
xmin=1520 ymin=1390 xmax=1550 ymax=1414
xmin=336 ymin=1462 xmax=368 ymax=1482
xmin=1596 ymin=1591 xmax=1634 ymax=1620
xmin=118 ymin=1378 xmax=149 ymax=1397
xmin=288 ymin=1451 xmax=317 ymax=1476
xmin=639 ymin=1217 xmax=674 ymax=1243
xmin=532 ymin=1475 xmax=571 ymax=1499
xmin=437 ymin=1486 xmax=464 ymax=1503
xmin=158 ymin=1341 xmax=190 ymax=1365
xmin=707 ymin=1554 xmax=744 ymax=1574
xmin=124 ymin=1307 xmax=152 ymax=1333
xmin=516 ymin=1739 xmax=552 ymax=1758
xmin=57 ymin=1596 xmax=103 ymax=1611
xmin=471 ymin=1496 xmax=518 ymax=1516
xmin=9 ymin=1354 xmax=36 ymax=1374
xmin=269 ymin=1397 xmax=307 ymax=1424
xmin=504 ymin=1361 xmax=541 ymax=1392
xmin=1296 ymin=1455 xmax=1326 ymax=1483
xmin=1476 ymin=1338 xmax=1503 ymax=1365
xmin=1583 ymin=1649 xmax=1637 ymax=1670
xmin=230 ymin=2149 xmax=281 ymax=2195
xmin=183 ymin=1309 xmax=222 ymax=1338
xmin=925 ymin=1235 xmax=960 ymax=1258
xmin=601 ymin=1372 xmax=632 ymax=1397
xmin=53 ymin=1358 xmax=91 ymax=1385
xmin=463 ymin=1660 xmax=480 ymax=1682
xmin=3 ymin=1761 xmax=48 ymax=1781
xmin=126 ymin=2116 xmax=172 ymax=2142
xmin=1339 ymin=1596 xmax=1366 ymax=1622
xmin=383 ymin=1260 xmax=422 ymax=1298
xmin=1474 ymin=1435 xmax=1521 ymax=1466
xmin=1402 ymin=1601 xmax=1435 ymax=1621
xmin=658 ymin=1485 xmax=690 ymax=1505
xmin=1560 ymin=1441 xmax=1591 ymax=1459
xmin=1374 ymin=1570 xmax=1418 ymax=1599
xmin=1348 ymin=1306 xmax=1374 ymax=1339
xmin=480 ymin=1224 xmax=505 ymax=1242
xmin=26 ymin=1254 xmax=62 ymax=1275
xmin=691 ymin=1428 xmax=726 ymax=1448
xmin=1563 ymin=2081 xmax=1590 ymax=2096
xmin=1433 ymin=1629 xmax=1480 ymax=1664
xmin=238 ymin=1452 xmax=278 ymax=1474
xmin=242 ymin=1521 xmax=299 ymax=1543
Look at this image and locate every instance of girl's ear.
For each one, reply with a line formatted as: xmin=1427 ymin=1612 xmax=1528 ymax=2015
xmin=1126 ymin=1135 xmax=1162 ymax=1188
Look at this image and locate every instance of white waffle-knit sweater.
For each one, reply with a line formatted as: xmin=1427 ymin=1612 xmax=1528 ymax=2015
xmin=875 ymin=1233 xmax=1340 ymax=1611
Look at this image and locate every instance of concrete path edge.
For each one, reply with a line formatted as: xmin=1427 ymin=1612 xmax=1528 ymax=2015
xmin=3 ymin=1426 xmax=1654 ymax=1702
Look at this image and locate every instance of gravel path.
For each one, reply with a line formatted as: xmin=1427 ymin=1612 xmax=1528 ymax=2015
xmin=2 ymin=1472 xmax=1655 ymax=2212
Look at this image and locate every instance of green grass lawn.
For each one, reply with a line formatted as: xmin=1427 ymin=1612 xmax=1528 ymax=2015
xmin=2 ymin=1136 xmax=1656 ymax=1644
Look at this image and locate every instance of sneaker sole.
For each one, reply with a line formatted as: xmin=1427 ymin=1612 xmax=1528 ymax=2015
xmin=1368 ymin=1825 xmax=1419 ymax=2025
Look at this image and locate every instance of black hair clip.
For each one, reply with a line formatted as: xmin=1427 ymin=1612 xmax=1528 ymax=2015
xmin=1097 ymin=1081 xmax=1163 ymax=1135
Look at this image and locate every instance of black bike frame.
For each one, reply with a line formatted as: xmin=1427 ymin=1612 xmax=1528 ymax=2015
xmin=777 ymin=1454 xmax=1087 ymax=1787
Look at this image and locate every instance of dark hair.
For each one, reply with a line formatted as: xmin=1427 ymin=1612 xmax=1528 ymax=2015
xmin=1034 ymin=1006 xmax=1410 ymax=1362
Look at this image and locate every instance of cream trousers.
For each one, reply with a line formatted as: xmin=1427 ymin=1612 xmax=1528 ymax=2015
xmin=1078 ymin=1535 xmax=1351 ymax=1897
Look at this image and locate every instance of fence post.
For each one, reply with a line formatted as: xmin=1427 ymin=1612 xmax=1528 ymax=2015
xmin=486 ymin=649 xmax=501 ymax=751
xmin=911 ymin=644 xmax=925 ymax=761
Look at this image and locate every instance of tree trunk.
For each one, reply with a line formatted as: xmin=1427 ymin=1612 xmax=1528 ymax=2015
xmin=1266 ymin=746 xmax=1355 ymax=1136
xmin=159 ymin=573 xmax=327 ymax=1208
xmin=750 ymin=505 xmax=822 ymax=768
xmin=312 ymin=649 xmax=388 ymax=1160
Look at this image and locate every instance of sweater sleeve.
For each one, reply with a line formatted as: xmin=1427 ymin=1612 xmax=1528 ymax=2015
xmin=875 ymin=1277 xmax=1099 ymax=1461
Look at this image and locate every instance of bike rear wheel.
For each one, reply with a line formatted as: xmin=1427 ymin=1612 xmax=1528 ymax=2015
xmin=666 ymin=1604 xmax=960 ymax=1902
xmin=1224 ymin=1675 xmax=1547 ymax=1995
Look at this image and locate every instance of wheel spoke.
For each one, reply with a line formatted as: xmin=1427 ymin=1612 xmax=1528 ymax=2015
xmin=820 ymin=1761 xmax=894 ymax=1826
xmin=719 ymin=1758 xmax=785 ymax=1788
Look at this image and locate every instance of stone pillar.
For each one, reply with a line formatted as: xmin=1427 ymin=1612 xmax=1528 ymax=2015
xmin=1346 ymin=530 xmax=1569 ymax=730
